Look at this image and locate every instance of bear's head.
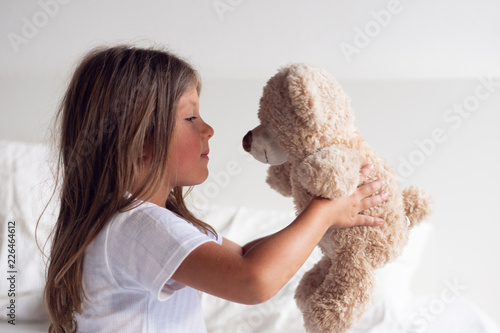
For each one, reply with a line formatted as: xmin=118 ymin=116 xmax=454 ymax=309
xmin=243 ymin=63 xmax=355 ymax=165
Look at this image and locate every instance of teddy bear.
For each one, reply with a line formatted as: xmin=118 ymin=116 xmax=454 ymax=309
xmin=242 ymin=63 xmax=432 ymax=333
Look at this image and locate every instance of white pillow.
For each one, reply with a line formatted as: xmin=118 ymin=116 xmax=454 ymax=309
xmin=0 ymin=141 xmax=57 ymax=322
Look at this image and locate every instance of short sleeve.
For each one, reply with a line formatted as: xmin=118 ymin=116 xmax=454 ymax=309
xmin=105 ymin=203 xmax=219 ymax=301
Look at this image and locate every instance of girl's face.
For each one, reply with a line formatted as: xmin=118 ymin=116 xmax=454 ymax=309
xmin=166 ymin=86 xmax=214 ymax=189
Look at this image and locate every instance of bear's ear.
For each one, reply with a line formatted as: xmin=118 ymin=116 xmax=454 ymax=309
xmin=285 ymin=64 xmax=354 ymax=134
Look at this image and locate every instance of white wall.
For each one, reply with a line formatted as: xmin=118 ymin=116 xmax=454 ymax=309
xmin=2 ymin=0 xmax=500 ymax=80
xmin=1 ymin=0 xmax=499 ymax=325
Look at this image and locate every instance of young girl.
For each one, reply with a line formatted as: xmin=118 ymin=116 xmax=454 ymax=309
xmin=44 ymin=45 xmax=388 ymax=333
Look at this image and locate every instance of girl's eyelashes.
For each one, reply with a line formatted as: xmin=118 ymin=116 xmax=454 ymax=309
xmin=185 ymin=116 xmax=197 ymax=122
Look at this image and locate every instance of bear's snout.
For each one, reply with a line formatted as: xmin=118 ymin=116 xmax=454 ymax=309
xmin=242 ymin=125 xmax=288 ymax=165
xmin=242 ymin=131 xmax=253 ymax=152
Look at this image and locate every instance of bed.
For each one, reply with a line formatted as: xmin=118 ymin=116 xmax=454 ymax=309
xmin=1 ymin=140 xmax=498 ymax=332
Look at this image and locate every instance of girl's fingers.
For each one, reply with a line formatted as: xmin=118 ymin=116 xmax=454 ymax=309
xmin=354 ymin=214 xmax=384 ymax=226
xmin=358 ymin=164 xmax=374 ymax=185
xmin=357 ymin=178 xmax=385 ymax=198
xmin=360 ymin=190 xmax=388 ymax=211
xmin=353 ymin=165 xmax=388 ymax=226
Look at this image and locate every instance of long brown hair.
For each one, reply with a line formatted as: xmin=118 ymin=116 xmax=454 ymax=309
xmin=43 ymin=45 xmax=216 ymax=332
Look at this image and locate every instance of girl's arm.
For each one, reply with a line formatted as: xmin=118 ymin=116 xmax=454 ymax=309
xmin=222 ymin=237 xmax=264 ymax=255
xmin=172 ymin=164 xmax=387 ymax=305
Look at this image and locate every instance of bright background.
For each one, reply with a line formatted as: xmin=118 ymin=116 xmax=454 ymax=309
xmin=1 ymin=0 xmax=499 ymax=324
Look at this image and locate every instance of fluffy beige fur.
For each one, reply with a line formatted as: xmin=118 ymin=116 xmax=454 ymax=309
xmin=242 ymin=63 xmax=432 ymax=333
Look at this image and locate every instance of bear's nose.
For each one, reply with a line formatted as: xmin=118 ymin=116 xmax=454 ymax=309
xmin=242 ymin=131 xmax=253 ymax=152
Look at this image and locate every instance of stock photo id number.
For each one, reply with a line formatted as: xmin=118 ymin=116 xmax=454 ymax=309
xmin=6 ymin=221 xmax=17 ymax=325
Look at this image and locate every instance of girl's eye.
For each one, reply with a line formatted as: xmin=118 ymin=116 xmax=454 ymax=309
xmin=186 ymin=116 xmax=197 ymax=122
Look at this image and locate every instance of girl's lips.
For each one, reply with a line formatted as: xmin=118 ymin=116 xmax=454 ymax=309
xmin=201 ymin=150 xmax=209 ymax=159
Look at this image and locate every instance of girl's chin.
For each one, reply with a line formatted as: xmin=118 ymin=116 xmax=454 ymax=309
xmin=192 ymin=171 xmax=210 ymax=186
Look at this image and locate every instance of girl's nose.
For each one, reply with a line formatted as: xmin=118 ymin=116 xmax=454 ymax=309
xmin=204 ymin=122 xmax=214 ymax=139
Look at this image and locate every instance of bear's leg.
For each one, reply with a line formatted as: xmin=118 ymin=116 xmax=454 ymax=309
xmin=302 ymin=248 xmax=375 ymax=333
xmin=295 ymin=256 xmax=331 ymax=313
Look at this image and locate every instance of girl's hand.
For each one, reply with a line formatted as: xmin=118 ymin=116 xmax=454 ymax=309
xmin=310 ymin=164 xmax=388 ymax=229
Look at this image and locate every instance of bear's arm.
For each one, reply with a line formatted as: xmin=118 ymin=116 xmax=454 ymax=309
xmin=295 ymin=146 xmax=360 ymax=200
xmin=266 ymin=162 xmax=293 ymax=197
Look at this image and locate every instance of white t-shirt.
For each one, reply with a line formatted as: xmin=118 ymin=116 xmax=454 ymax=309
xmin=75 ymin=200 xmax=220 ymax=332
